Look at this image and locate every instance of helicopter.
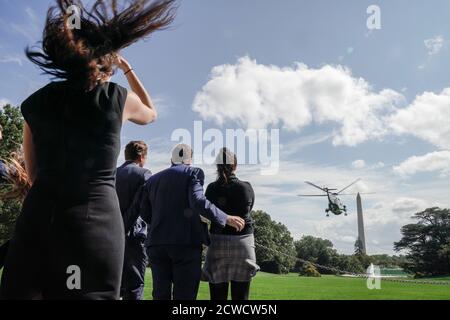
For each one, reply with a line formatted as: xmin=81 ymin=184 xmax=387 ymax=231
xmin=298 ymin=179 xmax=371 ymax=217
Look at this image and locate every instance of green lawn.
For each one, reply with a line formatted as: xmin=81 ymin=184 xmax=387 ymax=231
xmin=144 ymin=271 xmax=450 ymax=300
xmin=1 ymin=269 xmax=448 ymax=300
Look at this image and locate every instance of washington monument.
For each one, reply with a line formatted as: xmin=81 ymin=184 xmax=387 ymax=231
xmin=356 ymin=193 xmax=367 ymax=254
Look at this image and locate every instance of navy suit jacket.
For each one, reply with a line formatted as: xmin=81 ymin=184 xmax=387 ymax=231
xmin=125 ymin=164 xmax=228 ymax=247
xmin=116 ymin=161 xmax=152 ymax=239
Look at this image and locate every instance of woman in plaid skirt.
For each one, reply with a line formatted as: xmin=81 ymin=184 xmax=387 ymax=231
xmin=203 ymin=148 xmax=260 ymax=300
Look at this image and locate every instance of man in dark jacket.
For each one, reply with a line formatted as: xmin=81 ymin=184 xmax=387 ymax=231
xmin=125 ymin=144 xmax=245 ymax=300
xmin=116 ymin=141 xmax=152 ymax=300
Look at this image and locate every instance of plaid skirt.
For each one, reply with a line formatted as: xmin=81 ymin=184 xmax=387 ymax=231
xmin=202 ymin=233 xmax=260 ymax=284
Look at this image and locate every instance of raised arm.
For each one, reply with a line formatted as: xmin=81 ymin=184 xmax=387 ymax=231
xmin=23 ymin=122 xmax=37 ymax=184
xmin=115 ymin=55 xmax=158 ymax=125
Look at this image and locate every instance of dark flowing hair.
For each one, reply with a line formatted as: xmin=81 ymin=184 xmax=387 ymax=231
xmin=26 ymin=0 xmax=177 ymax=90
xmin=216 ymin=148 xmax=237 ymax=185
xmin=0 ymin=151 xmax=31 ymax=201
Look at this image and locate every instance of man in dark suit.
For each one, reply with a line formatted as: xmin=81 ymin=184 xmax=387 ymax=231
xmin=116 ymin=141 xmax=152 ymax=300
xmin=125 ymin=144 xmax=245 ymax=300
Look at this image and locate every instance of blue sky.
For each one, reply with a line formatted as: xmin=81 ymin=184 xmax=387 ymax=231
xmin=1 ymin=0 xmax=450 ymax=254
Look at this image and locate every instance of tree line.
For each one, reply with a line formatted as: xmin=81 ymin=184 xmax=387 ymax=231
xmin=0 ymin=104 xmax=23 ymax=246
xmin=252 ymin=208 xmax=449 ymax=277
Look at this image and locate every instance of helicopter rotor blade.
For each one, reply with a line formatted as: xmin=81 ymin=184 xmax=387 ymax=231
xmin=337 ymin=178 xmax=361 ymax=194
xmin=338 ymin=192 xmax=377 ymax=196
xmin=305 ymin=181 xmax=328 ymax=193
xmin=298 ymin=194 xmax=328 ymax=197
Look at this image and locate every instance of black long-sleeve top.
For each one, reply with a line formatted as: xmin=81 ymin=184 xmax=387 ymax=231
xmin=205 ymin=174 xmax=255 ymax=235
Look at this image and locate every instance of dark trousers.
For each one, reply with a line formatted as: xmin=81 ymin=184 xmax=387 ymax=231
xmin=209 ymin=281 xmax=251 ymax=300
xmin=121 ymin=237 xmax=148 ymax=300
xmin=147 ymin=245 xmax=202 ymax=300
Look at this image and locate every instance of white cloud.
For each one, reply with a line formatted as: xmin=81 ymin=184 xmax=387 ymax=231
xmin=0 ymin=98 xmax=10 ymax=108
xmin=11 ymin=6 xmax=41 ymax=43
xmin=424 ymin=35 xmax=444 ymax=56
xmin=372 ymin=162 xmax=385 ymax=169
xmin=393 ymin=150 xmax=450 ymax=177
xmin=352 ymin=159 xmax=366 ymax=169
xmin=0 ymin=54 xmax=24 ymax=66
xmin=152 ymin=95 xmax=173 ymax=119
xmin=192 ymin=56 xmax=450 ymax=157
xmin=193 ymin=56 xmax=404 ymax=147
xmin=281 ymin=132 xmax=332 ymax=157
xmin=391 ymin=197 xmax=429 ymax=215
xmin=389 ymin=88 xmax=450 ymax=149
xmin=419 ymin=36 xmax=445 ymax=69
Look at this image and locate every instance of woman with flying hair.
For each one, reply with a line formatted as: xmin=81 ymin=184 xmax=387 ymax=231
xmin=0 ymin=0 xmax=177 ymax=300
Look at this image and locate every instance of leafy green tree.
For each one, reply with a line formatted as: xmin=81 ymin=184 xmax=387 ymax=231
xmin=299 ymin=262 xmax=321 ymax=277
xmin=0 ymin=200 xmax=22 ymax=245
xmin=294 ymin=236 xmax=338 ymax=274
xmin=331 ymin=254 xmax=365 ymax=274
xmin=252 ymin=210 xmax=296 ymax=274
xmin=292 ymin=235 xmax=373 ymax=275
xmin=354 ymin=239 xmax=373 ymax=269
xmin=0 ymin=104 xmax=23 ymax=159
xmin=370 ymin=254 xmax=407 ymax=268
xmin=354 ymin=239 xmax=364 ymax=256
xmin=394 ymin=207 xmax=450 ymax=276
xmin=0 ymin=104 xmax=24 ymax=245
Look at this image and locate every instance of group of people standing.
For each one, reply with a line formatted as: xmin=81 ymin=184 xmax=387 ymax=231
xmin=116 ymin=142 xmax=258 ymax=301
xmin=0 ymin=0 xmax=259 ymax=300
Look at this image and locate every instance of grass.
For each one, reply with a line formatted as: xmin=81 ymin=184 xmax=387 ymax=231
xmin=1 ymin=269 xmax=448 ymax=300
xmin=144 ymin=271 xmax=450 ymax=300
xmin=414 ymin=275 xmax=450 ymax=281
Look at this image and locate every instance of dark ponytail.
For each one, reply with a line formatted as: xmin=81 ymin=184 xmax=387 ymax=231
xmin=216 ymin=148 xmax=237 ymax=185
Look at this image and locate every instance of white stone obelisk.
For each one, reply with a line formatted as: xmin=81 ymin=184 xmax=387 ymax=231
xmin=356 ymin=193 xmax=367 ymax=254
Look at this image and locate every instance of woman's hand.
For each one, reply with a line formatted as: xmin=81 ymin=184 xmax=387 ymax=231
xmin=114 ymin=54 xmax=132 ymax=72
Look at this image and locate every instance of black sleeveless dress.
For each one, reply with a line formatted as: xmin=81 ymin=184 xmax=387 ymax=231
xmin=0 ymin=81 xmax=127 ymax=300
